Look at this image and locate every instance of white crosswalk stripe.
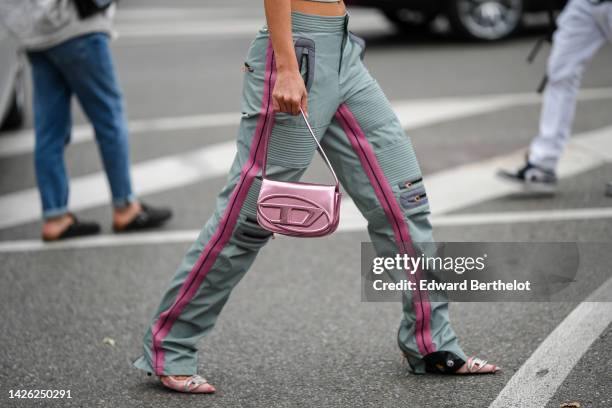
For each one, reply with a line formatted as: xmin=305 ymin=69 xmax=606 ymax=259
xmin=2 ymin=88 xmax=611 ymax=158
xmin=2 ymin=206 xmax=612 ymax=252
xmin=0 ymin=121 xmax=610 ymax=230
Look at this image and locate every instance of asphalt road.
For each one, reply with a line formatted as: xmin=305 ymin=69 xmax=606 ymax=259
xmin=0 ymin=1 xmax=611 ymax=407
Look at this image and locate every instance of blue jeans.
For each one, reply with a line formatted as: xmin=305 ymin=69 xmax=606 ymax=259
xmin=28 ymin=33 xmax=135 ymax=220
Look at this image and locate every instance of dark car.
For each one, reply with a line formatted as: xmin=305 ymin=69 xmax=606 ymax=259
xmin=345 ymin=0 xmax=566 ymax=41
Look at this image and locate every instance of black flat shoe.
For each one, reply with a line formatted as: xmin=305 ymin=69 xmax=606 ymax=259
xmin=42 ymin=214 xmax=101 ymax=242
xmin=113 ymin=203 xmax=172 ymax=233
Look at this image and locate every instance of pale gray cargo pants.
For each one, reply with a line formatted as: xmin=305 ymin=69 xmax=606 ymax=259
xmin=134 ymin=12 xmax=466 ymax=376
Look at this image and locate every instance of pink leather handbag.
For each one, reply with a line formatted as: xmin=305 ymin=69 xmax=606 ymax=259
xmin=257 ymin=108 xmax=341 ymax=237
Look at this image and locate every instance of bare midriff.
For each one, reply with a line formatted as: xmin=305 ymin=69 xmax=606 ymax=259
xmin=290 ymin=0 xmax=346 ymax=16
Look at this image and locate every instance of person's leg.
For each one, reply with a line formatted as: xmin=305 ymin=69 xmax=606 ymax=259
xmin=27 ymin=51 xmax=101 ymax=240
xmin=592 ymin=2 xmax=612 ymax=42
xmin=528 ymin=0 xmax=606 ymax=171
xmin=43 ymin=34 xmax=139 ymax=214
xmin=28 ymin=51 xmax=73 ymax=222
xmin=322 ymin=32 xmax=495 ymax=374
xmin=133 ymin=35 xmax=326 ymax=377
xmin=45 ymin=33 xmax=172 ymax=229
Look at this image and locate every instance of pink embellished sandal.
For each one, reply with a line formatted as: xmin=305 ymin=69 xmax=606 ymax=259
xmin=159 ymin=375 xmax=216 ymax=394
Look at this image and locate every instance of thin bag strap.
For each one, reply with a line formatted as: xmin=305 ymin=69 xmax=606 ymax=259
xmin=261 ymin=107 xmax=340 ymax=187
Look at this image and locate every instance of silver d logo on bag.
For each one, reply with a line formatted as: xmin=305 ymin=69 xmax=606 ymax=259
xmin=257 ymin=109 xmax=341 ymax=237
xmin=259 ymin=197 xmax=326 ymax=227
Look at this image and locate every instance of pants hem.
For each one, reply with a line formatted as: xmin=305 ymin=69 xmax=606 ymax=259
xmin=528 ymin=147 xmax=559 ymax=172
xmin=42 ymin=207 xmax=70 ymax=220
xmin=132 ymin=355 xmax=198 ymax=376
xmin=112 ymin=194 xmax=137 ymax=209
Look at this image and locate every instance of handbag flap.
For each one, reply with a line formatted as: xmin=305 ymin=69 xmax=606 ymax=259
xmin=257 ymin=179 xmax=339 ymax=236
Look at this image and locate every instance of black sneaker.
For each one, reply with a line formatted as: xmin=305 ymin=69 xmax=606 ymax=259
xmin=497 ymin=162 xmax=558 ymax=194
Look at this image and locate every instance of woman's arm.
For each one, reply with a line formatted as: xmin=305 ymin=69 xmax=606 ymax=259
xmin=264 ymin=0 xmax=308 ymax=116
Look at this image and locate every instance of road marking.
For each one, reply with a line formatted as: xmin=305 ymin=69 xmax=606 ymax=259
xmin=341 ymin=202 xmax=612 ymax=231
xmin=0 ymin=121 xmax=610 ymax=230
xmin=1 ymin=206 xmax=612 ymax=253
xmin=2 ymin=88 xmax=611 ymax=158
xmin=431 ymin=206 xmax=612 ymax=226
xmin=0 ymin=112 xmax=239 ymax=158
xmin=0 ymin=141 xmax=236 ymax=229
xmin=334 ymin=124 xmax=612 ymax=223
xmin=423 ymin=125 xmax=612 ymax=215
xmin=489 ymin=275 xmax=612 ymax=408
xmin=0 ymin=230 xmax=201 ymax=253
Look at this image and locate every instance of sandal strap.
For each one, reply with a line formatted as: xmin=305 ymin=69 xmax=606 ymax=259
xmin=183 ymin=375 xmax=208 ymax=392
xmin=467 ymin=356 xmax=488 ymax=373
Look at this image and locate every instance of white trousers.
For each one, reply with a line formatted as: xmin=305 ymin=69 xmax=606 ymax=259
xmin=529 ymin=0 xmax=612 ymax=171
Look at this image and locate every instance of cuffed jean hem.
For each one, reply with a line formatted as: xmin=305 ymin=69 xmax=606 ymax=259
xmin=112 ymin=194 xmax=137 ymax=209
xmin=42 ymin=206 xmax=70 ymax=220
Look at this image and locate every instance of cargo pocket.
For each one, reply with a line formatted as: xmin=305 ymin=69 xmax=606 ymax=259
xmin=395 ymin=177 xmax=430 ymax=218
xmin=294 ymin=37 xmax=316 ymax=91
xmin=399 ymin=185 xmax=428 ymax=211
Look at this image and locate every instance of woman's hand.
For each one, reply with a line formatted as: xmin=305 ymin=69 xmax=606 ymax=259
xmin=272 ymin=68 xmax=308 ymax=116
xmin=264 ymin=0 xmax=308 ymax=116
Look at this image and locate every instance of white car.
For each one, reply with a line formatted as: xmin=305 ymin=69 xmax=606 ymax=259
xmin=0 ymin=26 xmax=26 ymax=130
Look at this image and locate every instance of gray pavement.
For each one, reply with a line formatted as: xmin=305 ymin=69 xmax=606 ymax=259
xmin=1 ymin=2 xmax=611 ymax=407
xmin=547 ymin=325 xmax=612 ymax=408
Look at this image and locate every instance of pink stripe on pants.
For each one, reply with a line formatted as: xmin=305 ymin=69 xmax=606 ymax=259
xmin=335 ymin=104 xmax=435 ymax=356
xmin=150 ymin=42 xmax=277 ymax=375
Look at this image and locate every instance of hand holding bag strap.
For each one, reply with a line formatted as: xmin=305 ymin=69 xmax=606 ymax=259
xmin=260 ymin=108 xmax=340 ymax=187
